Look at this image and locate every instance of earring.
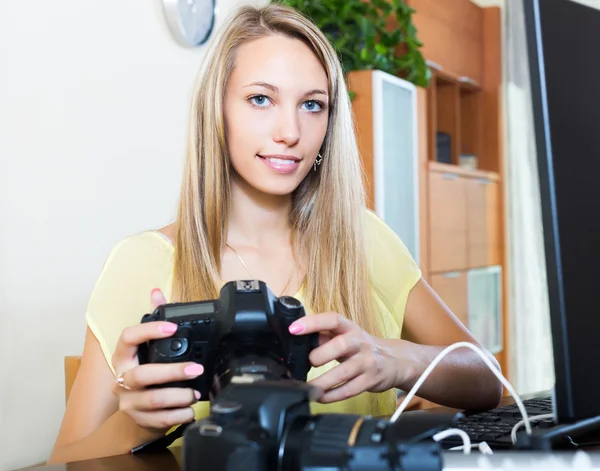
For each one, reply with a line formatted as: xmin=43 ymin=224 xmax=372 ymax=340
xmin=313 ymin=153 xmax=323 ymax=171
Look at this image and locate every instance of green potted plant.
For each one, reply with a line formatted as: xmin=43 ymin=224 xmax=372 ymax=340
xmin=272 ymin=0 xmax=430 ymax=88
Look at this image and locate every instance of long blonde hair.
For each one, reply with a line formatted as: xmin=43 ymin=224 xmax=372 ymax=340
xmin=173 ymin=3 xmax=394 ymax=414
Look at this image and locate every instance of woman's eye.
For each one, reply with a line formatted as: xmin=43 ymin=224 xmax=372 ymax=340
xmin=302 ymin=100 xmax=323 ymax=112
xmin=249 ymin=95 xmax=271 ymax=107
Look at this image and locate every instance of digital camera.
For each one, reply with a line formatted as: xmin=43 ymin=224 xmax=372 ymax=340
xmin=137 ymin=280 xmax=319 ymax=400
xmin=182 ymin=380 xmax=462 ymax=471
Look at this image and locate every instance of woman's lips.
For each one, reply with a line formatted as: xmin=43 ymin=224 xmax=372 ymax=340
xmin=257 ymin=155 xmax=300 ymax=174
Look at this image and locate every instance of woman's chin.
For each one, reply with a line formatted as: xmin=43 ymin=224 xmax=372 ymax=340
xmin=252 ymin=180 xmax=301 ymax=198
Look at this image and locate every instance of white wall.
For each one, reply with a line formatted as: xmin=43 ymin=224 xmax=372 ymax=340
xmin=0 ymin=1 xmax=266 ymax=469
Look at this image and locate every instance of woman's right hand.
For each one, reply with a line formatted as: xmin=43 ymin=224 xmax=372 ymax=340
xmin=110 ymin=288 xmax=204 ymax=434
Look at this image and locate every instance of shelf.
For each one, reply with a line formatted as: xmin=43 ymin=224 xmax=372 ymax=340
xmin=427 ymin=63 xmax=482 ymax=92
xmin=429 ymin=161 xmax=499 ymax=181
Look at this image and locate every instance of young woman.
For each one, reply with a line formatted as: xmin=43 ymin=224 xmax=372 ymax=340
xmin=48 ymin=3 xmax=502 ymax=464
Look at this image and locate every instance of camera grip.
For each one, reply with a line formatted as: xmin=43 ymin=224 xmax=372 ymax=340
xmin=138 ymin=335 xmax=208 ymax=395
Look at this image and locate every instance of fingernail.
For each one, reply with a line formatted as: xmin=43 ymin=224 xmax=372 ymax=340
xmin=185 ymin=364 xmax=204 ymax=376
xmin=160 ymin=323 xmax=177 ymax=334
xmin=151 ymin=288 xmax=161 ymax=296
xmin=194 ymin=390 xmax=201 ymax=400
xmin=289 ymin=323 xmax=304 ymax=334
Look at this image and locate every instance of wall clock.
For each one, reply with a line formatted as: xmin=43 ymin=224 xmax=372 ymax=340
xmin=162 ymin=0 xmax=216 ymax=48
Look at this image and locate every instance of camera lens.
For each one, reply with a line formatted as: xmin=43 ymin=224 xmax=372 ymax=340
xmin=281 ymin=414 xmax=371 ymax=471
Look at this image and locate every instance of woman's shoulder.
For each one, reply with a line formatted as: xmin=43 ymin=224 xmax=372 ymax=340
xmin=105 ymin=224 xmax=175 ymax=262
xmin=86 ymin=225 xmax=176 ymax=368
xmin=362 ymin=209 xmax=422 ymax=309
xmin=90 ymin=226 xmax=176 ymax=304
xmin=363 ymin=209 xmax=415 ymax=261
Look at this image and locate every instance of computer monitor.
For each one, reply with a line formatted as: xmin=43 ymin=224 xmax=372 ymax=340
xmin=524 ymin=0 xmax=600 ymax=423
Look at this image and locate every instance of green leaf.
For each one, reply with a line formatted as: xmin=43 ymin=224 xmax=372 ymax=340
xmin=271 ymin=0 xmax=430 ymax=88
xmin=375 ymin=43 xmax=387 ymax=56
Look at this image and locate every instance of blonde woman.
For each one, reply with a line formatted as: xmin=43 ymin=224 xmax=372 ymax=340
xmin=48 ymin=3 xmax=502 ymax=464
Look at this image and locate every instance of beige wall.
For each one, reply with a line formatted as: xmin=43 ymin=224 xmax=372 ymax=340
xmin=0 ymin=1 xmax=266 ymax=469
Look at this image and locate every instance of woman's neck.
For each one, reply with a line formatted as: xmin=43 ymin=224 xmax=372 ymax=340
xmin=227 ymin=176 xmax=293 ymax=248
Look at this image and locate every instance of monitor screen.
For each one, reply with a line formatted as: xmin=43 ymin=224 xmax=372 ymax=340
xmin=524 ymin=0 xmax=600 ymax=422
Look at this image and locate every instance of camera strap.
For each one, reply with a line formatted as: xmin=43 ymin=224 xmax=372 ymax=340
xmin=129 ymin=421 xmax=192 ymax=454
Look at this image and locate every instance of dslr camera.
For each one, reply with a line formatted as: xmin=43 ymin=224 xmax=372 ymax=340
xmin=138 ymin=280 xmax=461 ymax=471
xmin=137 ymin=279 xmax=319 ymax=400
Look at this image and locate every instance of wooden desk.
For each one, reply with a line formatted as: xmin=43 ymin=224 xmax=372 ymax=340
xmin=17 ymin=449 xmax=182 ymax=471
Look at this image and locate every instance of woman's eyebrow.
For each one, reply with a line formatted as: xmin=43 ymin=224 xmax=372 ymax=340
xmin=242 ymin=82 xmax=328 ymax=99
xmin=243 ymin=81 xmax=279 ymax=93
xmin=302 ymin=89 xmax=328 ymax=99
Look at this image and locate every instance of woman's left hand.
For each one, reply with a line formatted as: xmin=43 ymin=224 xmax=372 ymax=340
xmin=288 ymin=312 xmax=400 ymax=403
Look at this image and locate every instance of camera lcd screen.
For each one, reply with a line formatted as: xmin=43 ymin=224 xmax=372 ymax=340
xmin=165 ymin=302 xmax=215 ymax=318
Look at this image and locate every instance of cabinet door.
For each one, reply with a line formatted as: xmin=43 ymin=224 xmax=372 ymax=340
xmin=373 ymin=71 xmax=420 ymax=265
xmin=467 ymin=266 xmax=503 ymax=354
xmin=429 ymin=171 xmax=468 ymax=272
xmin=430 ymin=272 xmax=468 ymax=326
xmin=466 ymin=178 xmax=501 ymax=268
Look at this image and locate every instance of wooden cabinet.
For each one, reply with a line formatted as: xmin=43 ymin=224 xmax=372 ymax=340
xmin=432 ymin=267 xmax=503 ymax=360
xmin=430 ymin=272 xmax=468 ymax=326
xmin=429 ymin=169 xmax=468 ymax=272
xmin=406 ymin=0 xmax=484 ymax=84
xmin=428 ymin=163 xmax=500 ymax=273
xmin=467 ymin=177 xmax=501 ymax=268
xmin=350 ymin=1 xmax=506 ymax=377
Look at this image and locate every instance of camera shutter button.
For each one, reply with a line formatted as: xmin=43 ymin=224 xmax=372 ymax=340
xmin=170 ymin=339 xmax=183 ymax=351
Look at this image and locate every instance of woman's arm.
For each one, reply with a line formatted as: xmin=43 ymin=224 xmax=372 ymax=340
xmin=293 ymin=278 xmax=503 ymax=411
xmin=389 ymin=277 xmax=503 ymax=411
xmin=47 ymin=328 xmax=162 ymax=464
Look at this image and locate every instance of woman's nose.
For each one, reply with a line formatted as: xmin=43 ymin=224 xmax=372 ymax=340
xmin=273 ymin=107 xmax=300 ymax=146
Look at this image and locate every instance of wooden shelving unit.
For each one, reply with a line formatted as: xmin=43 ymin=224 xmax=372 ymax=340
xmin=409 ymin=0 xmax=507 ymax=378
xmin=349 ymin=0 xmax=508 ymax=387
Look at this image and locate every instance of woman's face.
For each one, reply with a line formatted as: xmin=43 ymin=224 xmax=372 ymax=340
xmin=224 ymin=34 xmax=329 ymax=196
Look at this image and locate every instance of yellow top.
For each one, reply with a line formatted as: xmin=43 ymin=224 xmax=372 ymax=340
xmin=85 ymin=210 xmax=421 ymax=443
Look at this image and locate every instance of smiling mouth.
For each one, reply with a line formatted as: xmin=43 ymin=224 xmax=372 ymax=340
xmin=257 ymin=154 xmax=301 ymax=174
xmin=257 ymin=154 xmax=301 ymax=164
xmin=260 ymin=156 xmax=296 ymax=165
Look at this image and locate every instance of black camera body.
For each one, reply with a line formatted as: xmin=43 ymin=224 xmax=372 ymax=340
xmin=137 ymin=280 xmax=319 ymax=400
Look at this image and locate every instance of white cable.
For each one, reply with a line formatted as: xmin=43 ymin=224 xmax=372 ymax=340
xmin=478 ymin=441 xmax=494 ymax=455
xmin=433 ymin=428 xmax=472 ymax=454
xmin=510 ymin=413 xmax=554 ymax=444
xmin=389 ymin=341 xmax=532 ymax=437
xmin=449 ymin=442 xmax=494 ymax=455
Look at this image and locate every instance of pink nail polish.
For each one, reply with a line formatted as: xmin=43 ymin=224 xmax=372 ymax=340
xmin=160 ymin=323 xmax=177 ymax=334
xmin=194 ymin=390 xmax=201 ymax=400
xmin=185 ymin=364 xmax=204 ymax=376
xmin=289 ymin=323 xmax=304 ymax=334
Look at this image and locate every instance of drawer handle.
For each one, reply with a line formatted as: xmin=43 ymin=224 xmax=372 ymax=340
xmin=426 ymin=60 xmax=443 ymax=71
xmin=477 ymin=177 xmax=493 ymax=184
xmin=442 ymin=173 xmax=460 ymax=180
xmin=443 ymin=272 xmax=461 ymax=279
